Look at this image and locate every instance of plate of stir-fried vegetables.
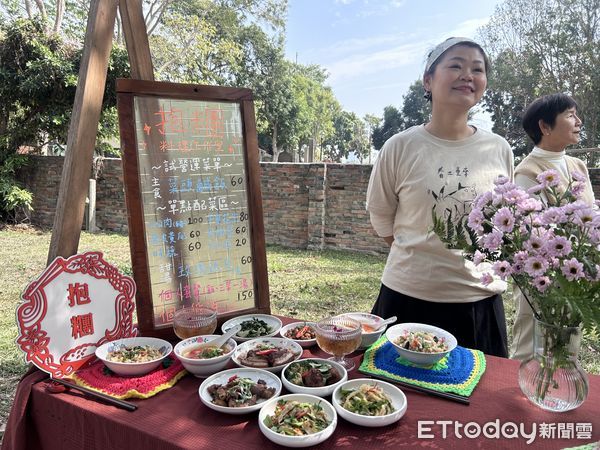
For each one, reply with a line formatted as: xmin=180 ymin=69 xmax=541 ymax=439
xmin=332 ymin=379 xmax=407 ymax=427
xmin=258 ymin=394 xmax=337 ymax=447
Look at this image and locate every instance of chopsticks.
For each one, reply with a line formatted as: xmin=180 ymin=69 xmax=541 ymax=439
xmin=47 ymin=377 xmax=138 ymax=411
xmin=364 ymin=373 xmax=470 ymax=405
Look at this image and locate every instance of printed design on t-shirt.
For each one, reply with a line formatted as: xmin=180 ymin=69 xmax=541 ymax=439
xmin=429 ymin=167 xmax=478 ymax=249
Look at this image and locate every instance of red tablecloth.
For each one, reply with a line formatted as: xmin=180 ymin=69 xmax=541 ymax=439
xmin=3 ymin=319 xmax=599 ymax=450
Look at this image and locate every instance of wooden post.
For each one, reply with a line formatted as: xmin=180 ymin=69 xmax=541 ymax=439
xmin=47 ymin=0 xmax=154 ymax=264
xmin=47 ymin=0 xmax=119 ymax=264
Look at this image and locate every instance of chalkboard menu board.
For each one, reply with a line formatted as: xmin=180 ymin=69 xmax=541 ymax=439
xmin=116 ymin=79 xmax=269 ymax=338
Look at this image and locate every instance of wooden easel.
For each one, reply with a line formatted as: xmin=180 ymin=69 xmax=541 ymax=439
xmin=47 ymin=0 xmax=154 ymax=263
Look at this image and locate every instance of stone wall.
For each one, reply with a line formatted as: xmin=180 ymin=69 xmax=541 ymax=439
xmin=18 ymin=156 xmax=600 ymax=255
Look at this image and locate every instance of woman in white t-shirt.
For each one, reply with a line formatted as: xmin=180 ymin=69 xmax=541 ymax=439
xmin=366 ymin=37 xmax=514 ymax=357
xmin=510 ymin=93 xmax=596 ymax=360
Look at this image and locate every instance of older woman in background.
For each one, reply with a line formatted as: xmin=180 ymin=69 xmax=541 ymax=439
xmin=511 ymin=93 xmax=596 ymax=360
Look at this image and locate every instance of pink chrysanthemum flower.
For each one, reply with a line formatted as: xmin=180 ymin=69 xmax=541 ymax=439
xmin=524 ymin=256 xmax=549 ymax=277
xmin=524 ymin=236 xmax=545 ymax=254
xmin=467 ymin=209 xmax=485 ymax=233
xmin=533 ymin=276 xmax=552 ymax=293
xmin=480 ymin=273 xmax=494 ymax=286
xmin=482 ymin=231 xmax=503 ymax=251
xmin=492 ymin=207 xmax=515 ymax=233
xmin=561 ymin=258 xmax=585 ymax=281
xmin=517 ymin=198 xmax=543 ymax=214
xmin=547 ymin=236 xmax=572 ymax=258
xmin=492 ymin=261 xmax=512 ymax=280
xmin=571 ymin=171 xmax=586 ymax=182
xmin=536 ymin=169 xmax=560 ymax=187
xmin=542 ymin=207 xmax=568 ymax=225
xmin=473 ymin=250 xmax=485 ymax=265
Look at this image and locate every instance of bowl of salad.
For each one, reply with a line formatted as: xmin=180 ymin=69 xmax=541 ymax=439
xmin=95 ymin=337 xmax=172 ymax=377
xmin=332 ymin=379 xmax=407 ymax=427
xmin=258 ymin=394 xmax=337 ymax=447
xmin=385 ymin=323 xmax=457 ymax=366
xmin=281 ymin=358 xmax=347 ymax=397
xmin=174 ymin=334 xmax=237 ymax=378
xmin=221 ymin=314 xmax=282 ymax=343
xmin=279 ymin=321 xmax=317 ymax=348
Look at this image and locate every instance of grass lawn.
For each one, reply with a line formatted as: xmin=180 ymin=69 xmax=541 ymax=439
xmin=1 ymin=225 xmax=598 ymax=437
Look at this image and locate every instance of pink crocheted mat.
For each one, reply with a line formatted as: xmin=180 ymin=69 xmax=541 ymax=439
xmin=70 ymin=355 xmax=187 ymax=399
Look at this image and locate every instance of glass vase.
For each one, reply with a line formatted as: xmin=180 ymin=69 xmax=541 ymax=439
xmin=518 ymin=318 xmax=589 ymax=412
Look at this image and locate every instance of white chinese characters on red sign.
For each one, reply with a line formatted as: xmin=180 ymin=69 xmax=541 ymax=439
xmin=16 ymin=251 xmax=137 ymax=378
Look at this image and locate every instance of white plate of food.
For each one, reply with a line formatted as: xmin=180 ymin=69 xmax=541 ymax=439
xmin=279 ymin=321 xmax=318 ymax=348
xmin=281 ymin=358 xmax=347 ymax=397
xmin=332 ymin=378 xmax=407 ymax=427
xmin=221 ymin=314 xmax=283 ymax=342
xmin=385 ymin=323 xmax=457 ymax=366
xmin=95 ymin=337 xmax=172 ymax=377
xmin=258 ymin=393 xmax=338 ymax=447
xmin=232 ymin=337 xmax=303 ymax=373
xmin=198 ymin=367 xmax=282 ymax=415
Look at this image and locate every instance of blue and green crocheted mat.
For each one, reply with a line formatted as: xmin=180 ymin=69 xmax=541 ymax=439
xmin=358 ymin=335 xmax=486 ymax=397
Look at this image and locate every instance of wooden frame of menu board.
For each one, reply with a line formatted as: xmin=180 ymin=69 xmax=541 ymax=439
xmin=117 ymin=79 xmax=270 ymax=339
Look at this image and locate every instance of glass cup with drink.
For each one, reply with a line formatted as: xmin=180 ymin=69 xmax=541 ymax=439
xmin=173 ymin=305 xmax=217 ymax=340
xmin=315 ymin=316 xmax=362 ymax=370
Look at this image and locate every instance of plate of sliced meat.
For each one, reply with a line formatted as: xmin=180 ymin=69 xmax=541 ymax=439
xmin=198 ymin=368 xmax=282 ymax=415
xmin=232 ymin=338 xmax=303 ymax=373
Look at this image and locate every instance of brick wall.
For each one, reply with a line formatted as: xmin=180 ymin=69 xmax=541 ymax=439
xmin=17 ymin=156 xmax=600 ymax=255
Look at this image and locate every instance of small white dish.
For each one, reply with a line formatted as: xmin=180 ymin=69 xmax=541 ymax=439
xmin=174 ymin=334 xmax=237 ymax=378
xmin=281 ymin=358 xmax=347 ymax=397
xmin=95 ymin=337 xmax=172 ymax=377
xmin=338 ymin=312 xmax=387 ymax=349
xmin=332 ymin=378 xmax=407 ymax=427
xmin=279 ymin=321 xmax=317 ymax=348
xmin=385 ymin=323 xmax=457 ymax=366
xmin=221 ymin=314 xmax=283 ymax=342
xmin=199 ymin=368 xmax=282 ymax=415
xmin=232 ymin=337 xmax=303 ymax=373
xmin=258 ymin=393 xmax=337 ymax=447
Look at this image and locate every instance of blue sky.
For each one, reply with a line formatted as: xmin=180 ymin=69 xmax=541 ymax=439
xmin=285 ymin=0 xmax=501 ymax=119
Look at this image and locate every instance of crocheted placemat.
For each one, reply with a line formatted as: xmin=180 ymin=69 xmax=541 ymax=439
xmin=70 ymin=355 xmax=187 ymax=399
xmin=358 ymin=335 xmax=486 ymax=397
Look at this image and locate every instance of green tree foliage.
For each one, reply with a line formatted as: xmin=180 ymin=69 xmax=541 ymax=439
xmin=0 ymin=18 xmax=129 ymax=221
xmin=322 ymin=110 xmax=370 ymax=162
xmin=371 ymin=105 xmax=402 ymax=150
xmin=478 ymin=0 xmax=600 ymax=161
xmin=401 ymin=80 xmax=431 ymax=129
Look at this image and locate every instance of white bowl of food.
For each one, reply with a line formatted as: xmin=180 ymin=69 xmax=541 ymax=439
xmin=174 ymin=335 xmax=237 ymax=378
xmin=385 ymin=323 xmax=457 ymax=366
xmin=332 ymin=378 xmax=407 ymax=427
xmin=232 ymin=337 xmax=302 ymax=373
xmin=259 ymin=394 xmax=337 ymax=447
xmin=199 ymin=368 xmax=282 ymax=414
xmin=281 ymin=358 xmax=347 ymax=397
xmin=95 ymin=337 xmax=172 ymax=377
xmin=338 ymin=312 xmax=388 ymax=349
xmin=221 ymin=314 xmax=283 ymax=342
xmin=279 ymin=321 xmax=317 ymax=348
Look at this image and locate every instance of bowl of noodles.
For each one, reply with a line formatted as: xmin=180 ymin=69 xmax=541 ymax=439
xmin=95 ymin=337 xmax=172 ymax=377
xmin=258 ymin=393 xmax=337 ymax=447
xmin=385 ymin=323 xmax=457 ymax=366
xmin=332 ymin=378 xmax=407 ymax=427
xmin=174 ymin=334 xmax=237 ymax=378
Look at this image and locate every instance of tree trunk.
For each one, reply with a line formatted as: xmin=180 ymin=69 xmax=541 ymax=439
xmin=307 ymin=137 xmax=314 ymax=162
xmin=53 ymin=0 xmax=65 ymax=33
xmin=271 ymin=125 xmax=280 ymax=162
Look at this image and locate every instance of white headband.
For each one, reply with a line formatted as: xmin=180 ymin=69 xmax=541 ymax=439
xmin=425 ymin=37 xmax=479 ymax=72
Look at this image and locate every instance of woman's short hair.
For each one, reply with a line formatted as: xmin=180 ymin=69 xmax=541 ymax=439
xmin=522 ymin=93 xmax=578 ymax=145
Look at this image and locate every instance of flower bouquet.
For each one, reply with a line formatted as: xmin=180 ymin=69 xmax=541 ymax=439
xmin=432 ymin=169 xmax=600 ymax=411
